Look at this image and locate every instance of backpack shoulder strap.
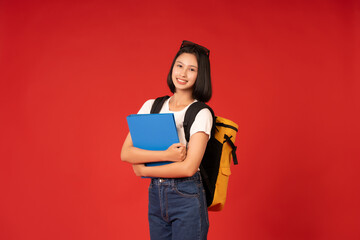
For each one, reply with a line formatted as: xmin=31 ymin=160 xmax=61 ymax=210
xmin=150 ymin=95 xmax=170 ymax=114
xmin=183 ymin=102 xmax=215 ymax=142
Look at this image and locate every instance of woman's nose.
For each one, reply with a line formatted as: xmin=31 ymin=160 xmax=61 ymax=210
xmin=180 ymin=68 xmax=187 ymax=77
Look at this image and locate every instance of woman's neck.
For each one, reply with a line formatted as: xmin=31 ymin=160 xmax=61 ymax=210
xmin=169 ymin=92 xmax=195 ymax=111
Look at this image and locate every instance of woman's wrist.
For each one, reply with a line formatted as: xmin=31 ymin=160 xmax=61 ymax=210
xmin=161 ymin=150 xmax=169 ymax=161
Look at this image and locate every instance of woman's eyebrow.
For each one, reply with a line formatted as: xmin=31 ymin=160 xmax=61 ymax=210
xmin=176 ymin=60 xmax=198 ymax=68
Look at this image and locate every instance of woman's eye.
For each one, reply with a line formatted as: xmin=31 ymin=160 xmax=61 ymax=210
xmin=177 ymin=64 xmax=182 ymax=68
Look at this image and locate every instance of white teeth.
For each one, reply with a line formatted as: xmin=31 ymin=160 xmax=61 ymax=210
xmin=177 ymin=78 xmax=187 ymax=83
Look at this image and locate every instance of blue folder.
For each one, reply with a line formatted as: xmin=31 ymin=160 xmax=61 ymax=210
xmin=126 ymin=113 xmax=180 ymax=166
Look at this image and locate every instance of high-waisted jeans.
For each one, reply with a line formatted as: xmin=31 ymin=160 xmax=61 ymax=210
xmin=148 ymin=171 xmax=209 ymax=240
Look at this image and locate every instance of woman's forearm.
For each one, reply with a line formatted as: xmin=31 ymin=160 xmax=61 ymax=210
xmin=136 ymin=132 xmax=209 ymax=178
xmin=121 ymin=133 xmax=186 ymax=164
xmin=139 ymin=160 xmax=196 ymax=178
xmin=121 ymin=145 xmax=169 ymax=164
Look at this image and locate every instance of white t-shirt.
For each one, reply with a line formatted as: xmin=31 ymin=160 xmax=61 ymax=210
xmin=137 ymin=97 xmax=213 ymax=145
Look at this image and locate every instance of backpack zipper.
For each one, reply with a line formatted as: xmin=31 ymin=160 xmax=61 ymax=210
xmin=215 ymin=122 xmax=238 ymax=132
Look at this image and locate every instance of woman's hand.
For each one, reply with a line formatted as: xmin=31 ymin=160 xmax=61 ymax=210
xmin=132 ymin=164 xmax=145 ymax=177
xmin=165 ymin=143 xmax=187 ymax=162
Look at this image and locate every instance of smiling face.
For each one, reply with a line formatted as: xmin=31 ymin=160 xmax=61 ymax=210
xmin=171 ymin=53 xmax=198 ymax=93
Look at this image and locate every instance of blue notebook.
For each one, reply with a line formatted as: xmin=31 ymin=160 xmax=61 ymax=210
xmin=126 ymin=113 xmax=180 ymax=166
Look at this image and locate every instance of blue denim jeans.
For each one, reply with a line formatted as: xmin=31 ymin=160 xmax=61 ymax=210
xmin=148 ymin=171 xmax=209 ymax=240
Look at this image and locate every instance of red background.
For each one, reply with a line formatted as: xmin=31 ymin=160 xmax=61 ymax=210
xmin=1 ymin=0 xmax=360 ymax=239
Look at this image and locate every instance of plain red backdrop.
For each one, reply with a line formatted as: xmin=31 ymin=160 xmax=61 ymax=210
xmin=1 ymin=0 xmax=359 ymax=239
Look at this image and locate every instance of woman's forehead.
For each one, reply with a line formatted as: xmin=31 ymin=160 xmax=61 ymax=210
xmin=176 ymin=53 xmax=198 ymax=66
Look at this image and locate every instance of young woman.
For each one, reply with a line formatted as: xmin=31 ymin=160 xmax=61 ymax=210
xmin=121 ymin=40 xmax=213 ymax=240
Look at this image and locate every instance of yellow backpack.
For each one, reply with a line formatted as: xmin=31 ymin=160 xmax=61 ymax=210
xmin=151 ymin=96 xmax=239 ymax=211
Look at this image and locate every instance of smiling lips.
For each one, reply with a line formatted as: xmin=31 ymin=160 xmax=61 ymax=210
xmin=176 ymin=78 xmax=188 ymax=85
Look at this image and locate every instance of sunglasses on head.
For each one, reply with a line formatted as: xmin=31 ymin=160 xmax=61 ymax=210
xmin=180 ymin=40 xmax=210 ymax=57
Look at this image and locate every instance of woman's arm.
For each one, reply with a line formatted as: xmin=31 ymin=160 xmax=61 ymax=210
xmin=121 ymin=132 xmax=186 ymax=164
xmin=132 ymin=131 xmax=209 ymax=178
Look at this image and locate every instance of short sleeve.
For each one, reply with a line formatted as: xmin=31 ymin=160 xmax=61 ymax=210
xmin=137 ymin=99 xmax=155 ymax=114
xmin=189 ymin=108 xmax=213 ymax=139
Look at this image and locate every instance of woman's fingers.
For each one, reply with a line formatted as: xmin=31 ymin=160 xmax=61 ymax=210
xmin=166 ymin=143 xmax=187 ymax=161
